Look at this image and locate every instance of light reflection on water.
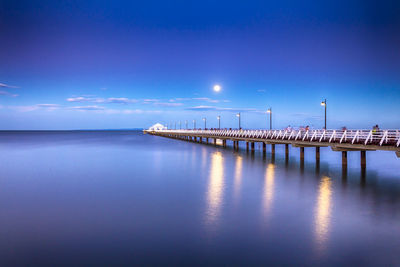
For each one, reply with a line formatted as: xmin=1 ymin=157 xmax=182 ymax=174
xmin=233 ymin=155 xmax=243 ymax=202
xmin=262 ymin=163 xmax=275 ymax=221
xmin=0 ymin=131 xmax=399 ymax=265
xmin=314 ymin=176 xmax=333 ymax=255
xmin=206 ymin=151 xmax=224 ymax=227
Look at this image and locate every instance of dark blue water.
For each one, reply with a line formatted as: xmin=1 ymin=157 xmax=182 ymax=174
xmin=0 ymin=131 xmax=399 ymax=266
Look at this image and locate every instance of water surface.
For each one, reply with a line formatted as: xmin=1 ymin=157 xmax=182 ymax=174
xmin=0 ymin=131 xmax=399 ymax=266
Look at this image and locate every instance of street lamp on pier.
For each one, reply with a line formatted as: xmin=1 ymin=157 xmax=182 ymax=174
xmin=321 ymin=99 xmax=327 ymax=129
xmin=203 ymin=118 xmax=207 ymax=129
xmin=185 ymin=120 xmax=188 ymax=129
xmin=236 ymin=113 xmax=241 ymax=129
xmin=174 ymin=122 xmax=176 ymax=130
xmin=193 ymin=119 xmax=196 ymax=129
xmin=179 ymin=121 xmax=181 ymax=129
xmin=217 ymin=116 xmax=221 ymax=129
xmin=267 ymin=108 xmax=272 ymax=130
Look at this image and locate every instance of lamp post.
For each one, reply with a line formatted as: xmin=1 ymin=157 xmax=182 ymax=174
xmin=174 ymin=122 xmax=176 ymax=130
xmin=179 ymin=121 xmax=181 ymax=129
xmin=193 ymin=119 xmax=196 ymax=129
xmin=203 ymin=118 xmax=207 ymax=129
xmin=236 ymin=113 xmax=241 ymax=129
xmin=217 ymin=116 xmax=221 ymax=129
xmin=321 ymin=99 xmax=327 ymax=129
xmin=185 ymin=120 xmax=188 ymax=129
xmin=267 ymin=108 xmax=272 ymax=130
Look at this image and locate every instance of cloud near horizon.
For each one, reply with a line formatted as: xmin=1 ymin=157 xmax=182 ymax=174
xmin=172 ymin=97 xmax=229 ymax=103
xmin=0 ymin=90 xmax=18 ymax=97
xmin=66 ymin=96 xmax=138 ymax=104
xmin=185 ymin=105 xmax=265 ymax=114
xmin=154 ymin=102 xmax=183 ymax=107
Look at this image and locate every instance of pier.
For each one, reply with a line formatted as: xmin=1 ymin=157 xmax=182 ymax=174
xmin=144 ymin=129 xmax=400 ymax=169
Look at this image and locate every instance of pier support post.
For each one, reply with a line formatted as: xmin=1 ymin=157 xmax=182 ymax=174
xmin=342 ymin=151 xmax=348 ymax=166
xmin=246 ymin=142 xmax=249 ymax=152
xmin=285 ymin=144 xmax=289 ymax=158
xmin=199 ymin=137 xmax=202 ymax=143
xmin=206 ymin=138 xmax=209 ymax=143
xmin=316 ymin=147 xmax=320 ymax=161
xmin=251 ymin=142 xmax=255 ymax=152
xmin=300 ymin=147 xmax=305 ymax=161
xmin=223 ymin=140 xmax=226 ymax=148
xmin=214 ymin=138 xmax=217 ymax=145
xmin=271 ymin=144 xmax=275 ymax=155
xmin=361 ymin=151 xmax=366 ymax=169
xmin=263 ymin=143 xmax=266 ymax=153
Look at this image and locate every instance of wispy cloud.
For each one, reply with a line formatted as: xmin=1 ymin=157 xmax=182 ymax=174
xmin=8 ymin=104 xmax=60 ymax=112
xmin=143 ymin=99 xmax=159 ymax=102
xmin=107 ymin=97 xmax=137 ymax=104
xmin=66 ymin=96 xmax=137 ymax=104
xmin=257 ymin=89 xmax=266 ymax=93
xmin=0 ymin=91 xmax=18 ymax=97
xmin=68 ymin=105 xmax=106 ymax=111
xmin=36 ymin=104 xmax=60 ymax=110
xmin=170 ymin=97 xmax=229 ymax=103
xmin=0 ymin=83 xmax=18 ymax=89
xmin=185 ymin=105 xmax=265 ymax=114
xmin=192 ymin=97 xmax=219 ymax=103
xmin=154 ymin=102 xmax=184 ymax=107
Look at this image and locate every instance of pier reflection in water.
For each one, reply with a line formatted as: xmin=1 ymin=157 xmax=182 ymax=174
xmin=0 ymin=131 xmax=399 ymax=265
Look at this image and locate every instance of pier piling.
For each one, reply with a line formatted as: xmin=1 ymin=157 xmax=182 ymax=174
xmin=300 ymin=147 xmax=305 ymax=161
xmin=342 ymin=151 xmax=348 ymax=166
xmin=361 ymin=151 xmax=366 ymax=169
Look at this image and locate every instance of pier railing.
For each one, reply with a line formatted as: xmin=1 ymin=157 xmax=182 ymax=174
xmin=151 ymin=129 xmax=400 ymax=148
xmin=145 ymin=128 xmax=400 ymax=168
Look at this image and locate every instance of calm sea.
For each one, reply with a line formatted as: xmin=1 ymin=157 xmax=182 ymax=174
xmin=0 ymin=130 xmax=399 ymax=266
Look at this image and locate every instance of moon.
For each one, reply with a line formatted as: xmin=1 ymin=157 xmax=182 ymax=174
xmin=213 ymin=84 xmax=221 ymax=92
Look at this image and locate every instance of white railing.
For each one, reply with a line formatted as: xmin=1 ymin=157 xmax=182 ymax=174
xmin=149 ymin=129 xmax=400 ymax=147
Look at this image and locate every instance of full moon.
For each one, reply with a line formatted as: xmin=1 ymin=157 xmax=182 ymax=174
xmin=213 ymin=84 xmax=221 ymax=92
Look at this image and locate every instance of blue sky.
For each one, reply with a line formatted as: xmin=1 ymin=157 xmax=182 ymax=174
xmin=0 ymin=0 xmax=399 ymax=130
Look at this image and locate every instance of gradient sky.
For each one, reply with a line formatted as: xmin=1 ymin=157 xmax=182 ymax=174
xmin=0 ymin=0 xmax=399 ymax=130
